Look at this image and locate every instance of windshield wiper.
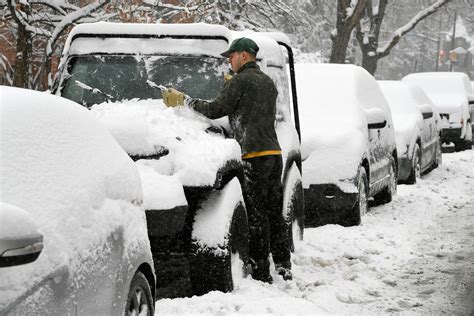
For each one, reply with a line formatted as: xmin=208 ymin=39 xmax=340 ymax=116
xmin=74 ymin=80 xmax=115 ymax=101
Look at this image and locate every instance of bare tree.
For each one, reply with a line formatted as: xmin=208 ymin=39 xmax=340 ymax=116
xmin=329 ymin=0 xmax=368 ymax=63
xmin=356 ymin=0 xmax=451 ymax=75
xmin=5 ymin=0 xmax=109 ymax=89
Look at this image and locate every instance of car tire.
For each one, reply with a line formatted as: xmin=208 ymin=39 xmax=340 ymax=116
xmin=432 ymin=139 xmax=442 ymax=169
xmin=189 ymin=178 xmax=249 ymax=296
xmin=406 ymin=144 xmax=421 ymax=184
xmin=125 ymin=271 xmax=154 ymax=316
xmin=344 ymin=167 xmax=368 ymax=226
xmin=283 ymin=162 xmax=304 ymax=252
xmin=374 ymin=160 xmax=397 ymax=205
xmin=464 ymin=123 xmax=472 ymax=150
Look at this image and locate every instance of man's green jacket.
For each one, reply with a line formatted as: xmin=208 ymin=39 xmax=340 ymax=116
xmin=189 ymin=61 xmax=281 ymax=156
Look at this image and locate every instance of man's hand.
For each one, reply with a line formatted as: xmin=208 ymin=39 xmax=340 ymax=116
xmin=162 ymin=88 xmax=184 ymax=107
xmin=224 ymin=73 xmax=233 ymax=83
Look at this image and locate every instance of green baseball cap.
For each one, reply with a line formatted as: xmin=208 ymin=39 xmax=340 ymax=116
xmin=221 ymin=37 xmax=259 ymax=57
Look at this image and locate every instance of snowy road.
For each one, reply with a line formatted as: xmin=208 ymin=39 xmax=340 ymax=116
xmin=155 ymin=150 xmax=474 ymax=315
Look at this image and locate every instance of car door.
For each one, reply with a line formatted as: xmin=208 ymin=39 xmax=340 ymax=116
xmin=366 ymin=110 xmax=391 ymax=191
xmin=420 ymin=105 xmax=436 ymax=169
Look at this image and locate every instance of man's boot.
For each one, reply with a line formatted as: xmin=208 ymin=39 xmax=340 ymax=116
xmin=275 ymin=262 xmax=292 ymax=281
xmin=251 ymin=259 xmax=273 ymax=284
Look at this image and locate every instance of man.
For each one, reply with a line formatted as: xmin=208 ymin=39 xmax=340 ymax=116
xmin=162 ymin=37 xmax=292 ymax=283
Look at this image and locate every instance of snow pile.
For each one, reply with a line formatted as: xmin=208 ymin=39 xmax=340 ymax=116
xmin=378 ymin=81 xmax=423 ymax=155
xmin=0 ymin=87 xmax=149 ymax=310
xmin=192 ymin=178 xmax=244 ymax=253
xmin=0 ymin=202 xmax=40 ymax=240
xmin=62 ymin=22 xmax=230 ymax=62
xmin=155 ymin=150 xmax=474 ymax=314
xmin=136 ymin=165 xmax=187 ymax=210
xmin=90 ymin=99 xmax=241 ymax=187
xmin=295 ymin=63 xmax=370 ymax=191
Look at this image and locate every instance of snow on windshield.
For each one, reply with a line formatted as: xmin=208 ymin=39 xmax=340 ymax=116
xmin=296 ymin=64 xmax=368 ymax=190
xmin=0 ymin=87 xmax=148 ymax=309
xmin=89 ymin=99 xmax=242 ymax=187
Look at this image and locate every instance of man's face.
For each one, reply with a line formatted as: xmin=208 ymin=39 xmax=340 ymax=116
xmin=228 ymin=51 xmax=245 ymax=73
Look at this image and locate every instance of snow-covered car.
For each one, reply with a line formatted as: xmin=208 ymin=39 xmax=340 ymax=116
xmin=402 ymin=72 xmax=473 ymax=151
xmin=0 ymin=87 xmax=155 ymax=315
xmin=296 ymin=64 xmax=397 ymax=227
xmin=471 ymin=81 xmax=474 ymax=136
xmin=378 ymin=81 xmax=442 ymax=184
xmin=52 ymin=22 xmax=303 ymax=296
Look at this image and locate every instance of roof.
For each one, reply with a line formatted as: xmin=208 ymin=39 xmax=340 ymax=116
xmin=59 ymin=22 xmax=288 ymax=69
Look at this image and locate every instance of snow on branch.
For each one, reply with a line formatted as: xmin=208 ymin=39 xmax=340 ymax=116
xmin=376 ymin=0 xmax=451 ymax=57
xmin=46 ymin=0 xmax=109 ymax=56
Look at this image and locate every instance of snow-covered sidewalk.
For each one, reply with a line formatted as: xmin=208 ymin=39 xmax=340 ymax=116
xmin=155 ymin=150 xmax=474 ymax=315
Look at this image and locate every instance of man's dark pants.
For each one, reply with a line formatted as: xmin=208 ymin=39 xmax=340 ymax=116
xmin=242 ymin=154 xmax=291 ymax=279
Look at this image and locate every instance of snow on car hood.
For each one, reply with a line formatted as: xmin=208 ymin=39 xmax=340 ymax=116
xmin=89 ymin=99 xmax=242 ymax=187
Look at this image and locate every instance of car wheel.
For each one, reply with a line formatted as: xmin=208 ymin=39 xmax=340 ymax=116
xmin=374 ymin=161 xmax=397 ymax=205
xmin=344 ymin=167 xmax=368 ymax=226
xmin=189 ymin=178 xmax=249 ymax=296
xmin=406 ymin=144 xmax=421 ymax=184
xmin=283 ymin=162 xmax=304 ymax=252
xmin=433 ymin=139 xmax=442 ymax=169
xmin=464 ymin=124 xmax=472 ymax=150
xmin=125 ymin=271 xmax=154 ymax=316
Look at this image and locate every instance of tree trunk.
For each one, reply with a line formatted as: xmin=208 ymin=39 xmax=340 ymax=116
xmin=330 ymin=31 xmax=352 ymax=63
xmin=13 ymin=25 xmax=32 ymax=88
xmin=329 ymin=0 xmax=368 ymax=64
xmin=361 ymin=54 xmax=378 ymax=75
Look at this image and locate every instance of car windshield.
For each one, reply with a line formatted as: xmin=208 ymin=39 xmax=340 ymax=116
xmin=61 ymin=55 xmax=229 ymax=108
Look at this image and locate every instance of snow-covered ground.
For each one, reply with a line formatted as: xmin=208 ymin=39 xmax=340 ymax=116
xmin=155 ymin=150 xmax=474 ymax=314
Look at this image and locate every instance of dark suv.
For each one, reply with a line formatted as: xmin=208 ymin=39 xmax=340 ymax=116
xmin=52 ymin=22 xmax=303 ymax=297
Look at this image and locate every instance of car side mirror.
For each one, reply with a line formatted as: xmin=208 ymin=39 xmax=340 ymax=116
xmin=0 ymin=203 xmax=43 ymax=268
xmin=365 ymin=108 xmax=387 ymax=129
xmin=422 ymin=112 xmax=433 ymax=119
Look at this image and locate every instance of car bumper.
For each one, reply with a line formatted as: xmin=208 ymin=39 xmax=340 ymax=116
xmin=441 ymin=127 xmax=462 ymax=143
xmin=146 ymin=205 xmax=187 ymax=238
xmin=304 ymin=184 xmax=357 ymax=227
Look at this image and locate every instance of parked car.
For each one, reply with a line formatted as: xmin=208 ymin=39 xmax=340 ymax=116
xmin=296 ymin=64 xmax=397 ymax=227
xmin=471 ymin=81 xmax=474 ymax=136
xmin=0 ymin=87 xmax=155 ymax=315
xmin=402 ymin=72 xmax=473 ymax=151
xmin=378 ymin=81 xmax=442 ymax=184
xmin=52 ymin=22 xmax=303 ymax=296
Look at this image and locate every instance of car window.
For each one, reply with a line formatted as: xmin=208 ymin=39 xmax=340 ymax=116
xmin=61 ymin=55 xmax=228 ymax=108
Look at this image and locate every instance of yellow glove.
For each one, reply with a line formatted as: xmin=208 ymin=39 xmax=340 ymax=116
xmin=224 ymin=73 xmax=233 ymax=83
xmin=162 ymin=88 xmax=184 ymax=107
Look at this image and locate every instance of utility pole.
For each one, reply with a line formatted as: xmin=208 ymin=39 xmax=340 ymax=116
xmin=450 ymin=11 xmax=457 ymax=72
xmin=435 ymin=11 xmax=443 ymax=72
